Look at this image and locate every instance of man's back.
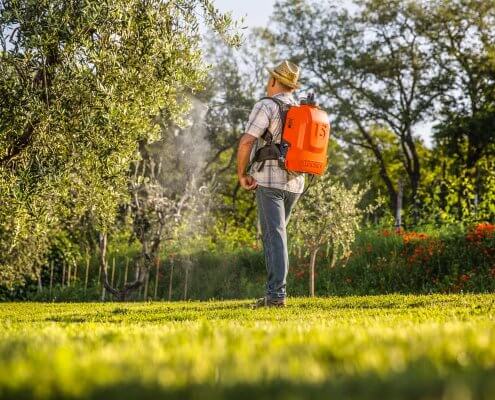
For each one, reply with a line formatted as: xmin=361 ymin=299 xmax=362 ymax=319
xmin=245 ymin=92 xmax=305 ymax=194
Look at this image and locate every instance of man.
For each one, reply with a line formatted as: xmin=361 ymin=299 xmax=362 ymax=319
xmin=236 ymin=60 xmax=305 ymax=308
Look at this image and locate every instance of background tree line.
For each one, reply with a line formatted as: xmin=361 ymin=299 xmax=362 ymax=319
xmin=0 ymin=0 xmax=494 ymax=299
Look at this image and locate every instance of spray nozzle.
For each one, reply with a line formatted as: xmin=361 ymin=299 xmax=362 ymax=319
xmin=301 ymin=92 xmax=317 ymax=106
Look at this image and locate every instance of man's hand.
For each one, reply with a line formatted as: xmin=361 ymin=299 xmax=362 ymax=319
xmin=239 ymin=174 xmax=258 ymax=191
xmin=236 ymin=133 xmax=259 ymax=191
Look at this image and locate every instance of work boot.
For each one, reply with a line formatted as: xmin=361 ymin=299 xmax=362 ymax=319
xmin=251 ymin=297 xmax=286 ymax=309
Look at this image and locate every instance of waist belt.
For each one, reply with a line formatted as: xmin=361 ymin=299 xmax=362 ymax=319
xmin=250 ymin=141 xmax=289 ymax=172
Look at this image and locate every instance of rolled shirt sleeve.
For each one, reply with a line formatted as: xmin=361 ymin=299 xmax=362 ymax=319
xmin=245 ymin=101 xmax=270 ymax=138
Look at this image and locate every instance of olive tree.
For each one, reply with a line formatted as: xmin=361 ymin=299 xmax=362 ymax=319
xmin=108 ymin=99 xmax=215 ymax=300
xmin=289 ymin=176 xmax=371 ymax=297
xmin=0 ymin=0 xmax=240 ymax=288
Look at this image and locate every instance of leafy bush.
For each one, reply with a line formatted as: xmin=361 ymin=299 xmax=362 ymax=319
xmin=296 ymin=223 xmax=495 ymax=296
xmin=4 ymin=223 xmax=494 ymax=301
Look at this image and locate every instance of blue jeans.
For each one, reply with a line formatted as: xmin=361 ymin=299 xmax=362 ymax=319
xmin=255 ymin=186 xmax=301 ymax=300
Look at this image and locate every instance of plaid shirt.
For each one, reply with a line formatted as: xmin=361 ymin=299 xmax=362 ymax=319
xmin=245 ymin=92 xmax=305 ymax=193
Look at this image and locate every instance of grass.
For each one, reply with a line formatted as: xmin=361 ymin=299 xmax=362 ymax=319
xmin=1 ymin=294 xmax=495 ymax=399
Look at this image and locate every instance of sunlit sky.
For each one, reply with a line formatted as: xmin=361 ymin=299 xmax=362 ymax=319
xmin=214 ymin=0 xmax=357 ymax=28
xmin=214 ymin=0 xmax=276 ymax=28
xmin=212 ymin=0 xmax=434 ymax=146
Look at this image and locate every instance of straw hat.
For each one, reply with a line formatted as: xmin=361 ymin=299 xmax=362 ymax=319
xmin=266 ymin=60 xmax=301 ymax=89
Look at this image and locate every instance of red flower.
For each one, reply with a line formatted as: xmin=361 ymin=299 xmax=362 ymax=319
xmin=399 ymin=230 xmax=444 ymax=267
xmin=467 ymin=222 xmax=495 ymax=242
xmin=401 ymin=231 xmax=430 ymax=244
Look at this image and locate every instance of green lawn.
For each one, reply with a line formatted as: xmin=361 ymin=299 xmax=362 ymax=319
xmin=1 ymin=294 xmax=495 ymax=399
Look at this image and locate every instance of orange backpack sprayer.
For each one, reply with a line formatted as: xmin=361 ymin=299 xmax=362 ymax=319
xmin=250 ymin=93 xmax=331 ymax=176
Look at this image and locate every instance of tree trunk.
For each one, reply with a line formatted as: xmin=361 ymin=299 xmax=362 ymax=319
xmin=329 ymin=241 xmax=338 ymax=269
xmin=73 ymin=259 xmax=78 ymax=286
xmin=184 ymin=261 xmax=189 ymax=300
xmin=97 ymin=258 xmax=101 ymax=286
xmin=49 ymin=261 xmax=54 ymax=297
xmin=37 ymin=270 xmax=43 ymax=293
xmin=395 ymin=179 xmax=403 ymax=232
xmin=403 ymin=132 xmax=421 ymax=223
xmin=168 ymin=257 xmax=174 ymax=301
xmin=110 ymin=257 xmax=115 ymax=287
xmin=61 ymin=261 xmax=66 ymax=287
xmin=67 ymin=262 xmax=71 ymax=287
xmin=84 ymin=250 xmax=90 ymax=294
xmin=309 ymin=248 xmax=319 ymax=297
xmin=143 ymin=270 xmax=150 ymax=301
xmin=154 ymin=256 xmax=161 ymax=300
xmin=99 ymin=232 xmax=108 ymax=301
xmin=98 ymin=232 xmax=146 ymax=301
xmin=353 ymin=117 xmax=398 ymax=215
xmin=124 ymin=257 xmax=129 ymax=286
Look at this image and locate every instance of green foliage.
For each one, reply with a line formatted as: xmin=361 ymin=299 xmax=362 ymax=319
xmin=1 ymin=295 xmax=495 ymax=399
xmin=201 ymin=30 xmax=277 ymax=231
xmin=315 ymin=224 xmax=495 ymax=295
xmin=290 ymin=176 xmax=373 ymax=264
xmin=420 ymin=143 xmax=495 ymax=224
xmin=271 ymin=0 xmax=495 ymax=222
xmin=209 ymin=220 xmax=258 ymax=253
xmin=1 ymin=0 xmax=494 ymax=295
xmin=4 ymin=223 xmax=494 ymax=301
xmin=0 ymin=0 xmax=239 ymax=286
xmin=414 ymin=0 xmax=495 ymax=222
xmin=272 ymin=0 xmax=441 ymax=214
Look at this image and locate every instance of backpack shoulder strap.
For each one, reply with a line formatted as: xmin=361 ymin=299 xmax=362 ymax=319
xmin=257 ymin=96 xmax=292 ymax=142
xmin=259 ymin=96 xmax=291 ymax=113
